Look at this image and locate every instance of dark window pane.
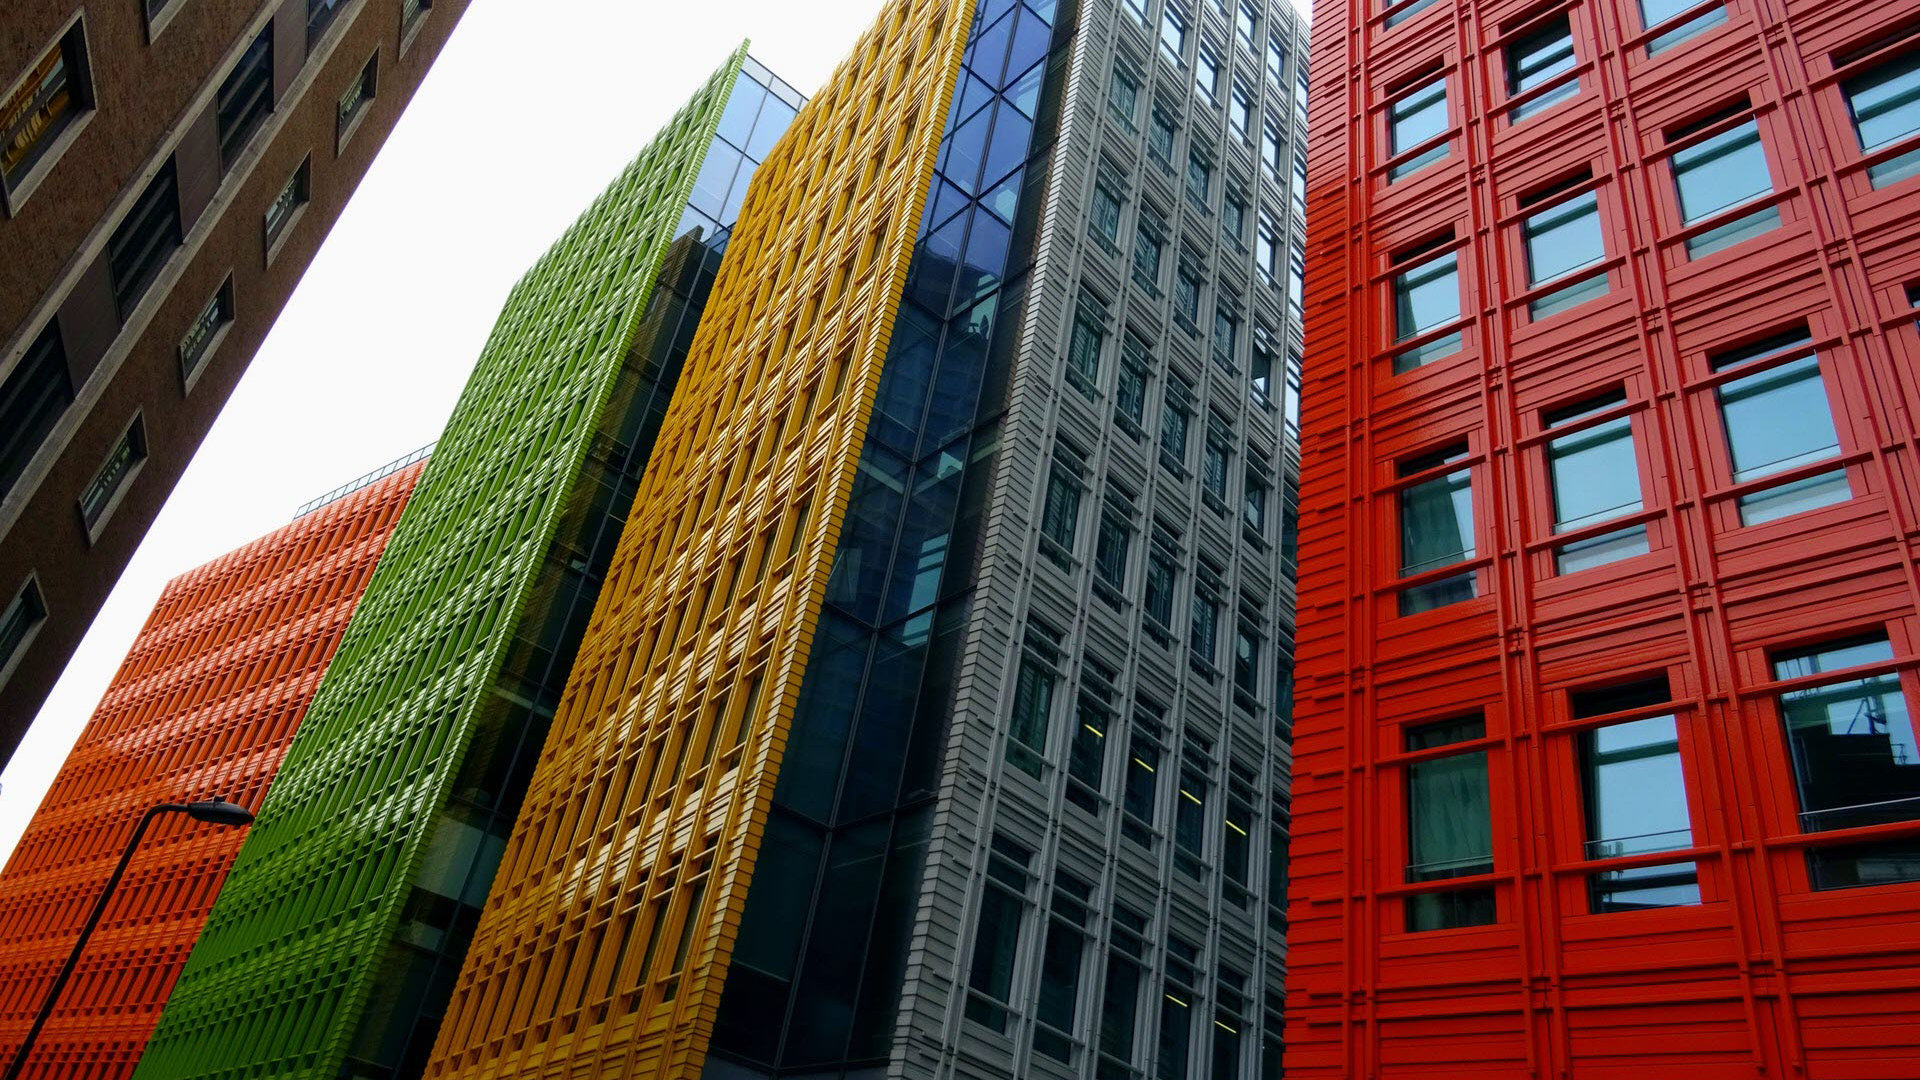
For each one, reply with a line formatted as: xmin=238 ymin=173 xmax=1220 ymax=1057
xmin=0 ymin=324 xmax=72 ymax=499
xmin=1808 ymin=837 xmax=1920 ymax=890
xmin=965 ymin=887 xmax=1025 ymax=1032
xmin=1406 ymin=886 xmax=1495 ymax=931
xmin=107 ymin=162 xmax=182 ymax=316
xmin=1773 ymin=636 xmax=1919 ymax=832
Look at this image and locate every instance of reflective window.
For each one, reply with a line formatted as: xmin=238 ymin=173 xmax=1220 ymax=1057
xmin=1110 ymin=67 xmax=1140 ymax=127
xmin=1712 ymin=329 xmax=1848 ymax=525
xmin=1066 ymin=305 xmax=1104 ymax=394
xmin=1506 ymin=16 xmax=1577 ymax=121
xmin=1212 ymin=307 xmax=1237 ymax=368
xmin=1399 ymin=446 xmax=1476 ymax=614
xmin=1233 ymin=629 xmax=1259 ymax=698
xmin=1288 ymin=249 xmax=1305 ymax=315
xmin=1195 ymin=48 xmax=1219 ymax=102
xmin=1388 ymin=78 xmax=1449 ymax=180
xmin=1174 ymin=261 xmax=1202 ymax=324
xmin=1243 ymin=469 xmax=1268 ymax=532
xmin=1545 ymin=390 xmax=1647 ymax=572
xmin=79 ymin=415 xmax=146 ymax=530
xmin=1006 ymin=625 xmax=1062 ymax=777
xmin=1040 ymin=456 xmax=1083 ymax=555
xmin=1255 ymin=213 xmax=1279 ymax=280
xmin=1261 ymin=120 xmax=1282 ymax=178
xmin=1096 ymin=506 xmax=1131 ymax=590
xmin=1405 ymin=717 xmax=1496 ymax=930
xmin=1134 ymin=211 xmax=1164 ymax=289
xmin=1174 ymin=755 xmax=1211 ymax=874
xmin=1237 ymin=3 xmax=1259 ymax=50
xmin=1117 ymin=335 xmax=1150 ymax=426
xmin=1775 ymin=635 xmax=1919 ymax=837
xmin=1185 ymin=149 xmax=1211 ymax=209
xmin=1150 ymin=106 xmax=1178 ymax=164
xmin=1523 ymin=188 xmax=1607 ymax=318
xmin=1189 ymin=590 xmax=1218 ymax=665
xmin=1092 ymin=181 xmax=1123 ymax=246
xmin=1672 ymin=116 xmax=1778 ymax=258
xmin=1145 ymin=550 xmax=1178 ymax=627
xmin=1160 ymin=5 xmax=1188 ymax=64
xmin=1160 ymin=378 xmax=1192 ymax=470
xmin=965 ymin=836 xmax=1032 ymax=1031
xmin=1230 ymin=85 xmax=1253 ymax=140
xmin=1222 ymin=189 xmax=1246 ymax=246
xmin=0 ymin=578 xmax=45 ymax=677
xmin=1 ymin=20 xmax=90 ymax=195
xmin=1386 ymin=0 xmax=1439 ymax=30
xmin=1266 ymin=37 xmax=1285 ymax=86
xmin=1034 ymin=873 xmax=1092 ymax=1061
xmin=1391 ymin=248 xmax=1462 ymax=372
xmin=1845 ymin=52 xmax=1920 ymax=188
xmin=1099 ymin=905 xmax=1149 ymax=1070
xmin=1122 ymin=715 xmax=1164 ymax=843
xmin=1250 ymin=325 xmax=1274 ymax=403
xmin=1639 ymin=0 xmax=1726 ymax=54
xmin=1581 ymin=706 xmax=1700 ymax=911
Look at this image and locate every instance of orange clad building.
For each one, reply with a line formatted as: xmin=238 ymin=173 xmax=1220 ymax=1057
xmin=0 ymin=453 xmax=423 ymax=1078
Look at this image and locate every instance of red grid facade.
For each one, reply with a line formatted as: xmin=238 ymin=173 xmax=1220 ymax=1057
xmin=0 ymin=461 xmax=421 ymax=1078
xmin=1288 ymin=0 xmax=1920 ymax=1074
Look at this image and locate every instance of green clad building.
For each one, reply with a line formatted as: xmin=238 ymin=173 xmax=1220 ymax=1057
xmin=134 ymin=48 xmax=802 ymax=1080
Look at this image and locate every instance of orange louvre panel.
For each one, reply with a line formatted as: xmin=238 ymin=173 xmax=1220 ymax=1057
xmin=0 ymin=458 xmax=423 ymax=1079
xmin=421 ymin=1 xmax=976 ymax=1076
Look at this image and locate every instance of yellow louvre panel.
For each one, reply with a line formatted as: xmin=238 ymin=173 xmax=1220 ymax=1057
xmin=422 ymin=1 xmax=977 ymax=1078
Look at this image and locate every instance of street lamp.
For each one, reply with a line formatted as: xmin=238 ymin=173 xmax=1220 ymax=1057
xmin=3 ymin=799 xmax=254 ymax=1080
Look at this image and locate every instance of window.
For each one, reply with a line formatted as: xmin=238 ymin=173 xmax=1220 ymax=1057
xmin=1184 ymin=150 xmax=1211 ymax=209
xmin=1222 ymin=189 xmax=1246 ymax=246
xmin=1098 ymin=904 xmax=1149 ymax=1072
xmin=1230 ymin=85 xmax=1252 ymax=141
xmin=1110 ymin=67 xmax=1140 ymax=128
xmin=1386 ymin=0 xmax=1440 ymax=30
xmin=1388 ymin=78 xmax=1449 ymax=180
xmin=1202 ymin=426 xmax=1230 ymax=504
xmin=1222 ymin=776 xmax=1254 ymax=905
xmin=1158 ymin=936 xmax=1198 ymax=1078
xmin=1772 ymin=635 xmax=1920 ymax=889
xmin=1 ymin=19 xmax=91 ymax=204
xmin=217 ymin=25 xmax=274 ymax=168
xmin=966 ymin=836 xmax=1033 ymax=1031
xmin=1233 ymin=628 xmax=1259 ymax=699
xmin=1034 ymin=873 xmax=1093 ymax=1061
xmin=1133 ymin=212 xmax=1164 ymax=289
xmin=1545 ymin=390 xmax=1647 ymax=572
xmin=1092 ymin=181 xmax=1123 ymax=248
xmin=108 ymin=163 xmax=182 ymax=317
xmin=1405 ymin=717 xmax=1496 ymax=931
xmin=1580 ymin=688 xmax=1700 ymax=911
xmin=1066 ymin=304 xmax=1104 ymax=395
xmin=1212 ymin=307 xmax=1237 ymax=368
xmin=1639 ymin=0 xmax=1726 ymax=54
xmin=1122 ymin=0 xmax=1148 ymax=24
xmin=1145 ymin=550 xmax=1178 ymax=628
xmin=1506 ymin=16 xmax=1577 ymax=120
xmin=1391 ymin=243 xmax=1463 ymax=372
xmin=265 ymin=157 xmax=312 ymax=255
xmin=1844 ymin=52 xmax=1920 ymax=188
xmin=1068 ymin=663 xmax=1116 ymax=814
xmin=1160 ymin=378 xmax=1192 ymax=471
xmin=1711 ymin=328 xmax=1849 ymax=525
xmin=1006 ymin=624 xmax=1062 ymax=778
xmin=1295 ymin=69 xmax=1311 ymax=128
xmin=1189 ymin=584 xmax=1220 ymax=668
xmin=79 ymin=415 xmax=146 ymax=533
xmin=1095 ymin=504 xmax=1131 ymax=591
xmin=1671 ymin=114 xmax=1779 ymax=258
xmin=1117 ymin=335 xmax=1150 ymax=427
xmin=1174 ymin=261 xmax=1202 ymax=325
xmin=1 ymin=324 xmax=72 ymax=500
xmin=1287 ymin=249 xmax=1305 ymax=315
xmin=1399 ymin=445 xmax=1476 ymax=614
xmin=1149 ymin=107 xmax=1177 ymax=166
xmin=1123 ymin=706 xmax=1166 ymax=845
xmin=338 ymin=51 xmax=378 ymax=145
xmin=0 ymin=578 xmax=46 ymax=682
xmin=179 ymin=277 xmax=235 ymax=384
xmin=1243 ymin=468 xmax=1268 ymax=532
xmin=1174 ymin=751 xmax=1211 ymax=875
xmin=1255 ymin=213 xmax=1279 ymax=281
xmin=402 ymin=0 xmax=432 ymax=34
xmin=1160 ymin=6 xmax=1189 ymax=64
xmin=1290 ymin=155 xmax=1307 ymax=224
xmin=1195 ymin=49 xmax=1219 ymax=102
xmin=1522 ymin=186 xmax=1607 ymax=318
xmin=1040 ymin=446 xmax=1085 ymax=559
xmin=308 ymin=0 xmax=347 ymax=54
xmin=1237 ymin=4 xmax=1259 ymax=50
xmin=1260 ymin=120 xmax=1282 ymax=178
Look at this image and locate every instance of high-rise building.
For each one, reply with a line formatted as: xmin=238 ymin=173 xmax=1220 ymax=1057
xmin=1289 ymin=0 xmax=1920 ymax=1072
xmin=0 ymin=452 xmax=423 ymax=1079
xmin=132 ymin=51 xmax=801 ymax=1080
xmin=0 ymin=0 xmax=470 ymax=766
xmin=424 ymin=0 xmax=1307 ymax=1077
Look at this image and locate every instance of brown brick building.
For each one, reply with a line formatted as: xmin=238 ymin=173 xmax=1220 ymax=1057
xmin=0 ymin=0 xmax=469 ymax=765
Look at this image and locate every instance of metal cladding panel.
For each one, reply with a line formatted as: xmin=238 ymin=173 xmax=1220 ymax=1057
xmin=1289 ymin=0 xmax=1920 ymax=1074
xmin=132 ymin=50 xmax=749 ymax=1080
xmin=0 ymin=462 xmax=421 ymax=1080
xmin=421 ymin=3 xmax=975 ymax=1078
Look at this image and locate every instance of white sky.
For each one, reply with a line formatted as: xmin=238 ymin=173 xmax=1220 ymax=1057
xmin=0 ymin=0 xmax=892 ymax=863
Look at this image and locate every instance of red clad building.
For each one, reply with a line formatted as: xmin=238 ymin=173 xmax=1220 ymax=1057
xmin=1288 ymin=0 xmax=1920 ymax=1073
xmin=0 ymin=455 xmax=423 ymax=1077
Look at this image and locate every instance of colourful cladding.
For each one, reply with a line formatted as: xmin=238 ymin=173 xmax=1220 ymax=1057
xmin=422 ymin=2 xmax=975 ymax=1076
xmin=134 ymin=51 xmax=751 ymax=1080
xmin=1289 ymin=0 xmax=1920 ymax=1074
xmin=0 ymin=462 xmax=421 ymax=1080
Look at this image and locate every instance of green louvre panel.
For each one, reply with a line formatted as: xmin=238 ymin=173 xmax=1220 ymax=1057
xmin=134 ymin=45 xmax=765 ymax=1080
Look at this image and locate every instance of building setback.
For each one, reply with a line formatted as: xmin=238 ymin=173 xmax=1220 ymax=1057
xmin=0 ymin=454 xmax=423 ymax=1079
xmin=131 ymin=50 xmax=799 ymax=1080
xmin=0 ymin=0 xmax=470 ymax=765
xmin=1288 ymin=0 xmax=1920 ymax=1072
xmin=424 ymin=0 xmax=1307 ymax=1077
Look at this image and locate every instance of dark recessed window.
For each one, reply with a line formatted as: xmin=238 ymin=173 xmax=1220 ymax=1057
xmin=217 ymin=26 xmax=274 ymax=170
xmin=0 ymin=578 xmax=46 ymax=680
xmin=180 ymin=277 xmax=235 ymax=382
xmin=79 ymin=415 xmax=147 ymax=532
xmin=308 ymin=0 xmax=348 ymax=55
xmin=0 ymin=19 xmax=92 ymax=201
xmin=1 ymin=323 xmax=73 ymax=500
xmin=964 ymin=835 xmax=1032 ymax=1032
xmin=338 ymin=52 xmax=378 ymax=142
xmin=265 ymin=157 xmax=312 ymax=254
xmin=401 ymin=0 xmax=432 ymax=34
xmin=1398 ymin=445 xmax=1476 ymax=614
xmin=1774 ymin=635 xmax=1919 ymax=833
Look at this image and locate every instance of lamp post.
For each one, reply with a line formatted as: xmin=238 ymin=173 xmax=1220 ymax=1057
xmin=3 ymin=799 xmax=254 ymax=1080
